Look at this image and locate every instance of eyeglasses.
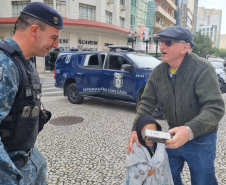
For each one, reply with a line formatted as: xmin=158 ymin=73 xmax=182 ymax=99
xmin=159 ymin=39 xmax=186 ymax=47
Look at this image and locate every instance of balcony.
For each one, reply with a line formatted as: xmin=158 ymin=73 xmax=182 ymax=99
xmin=155 ymin=5 xmax=176 ymax=25
xmin=107 ymin=0 xmax=114 ymax=4
xmin=155 ymin=22 xmax=164 ymax=32
xmin=161 ymin=0 xmax=177 ymax=11
xmin=120 ymin=4 xmax=126 ymax=11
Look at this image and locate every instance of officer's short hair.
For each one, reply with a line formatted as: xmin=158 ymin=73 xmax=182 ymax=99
xmin=17 ymin=14 xmax=48 ymax=31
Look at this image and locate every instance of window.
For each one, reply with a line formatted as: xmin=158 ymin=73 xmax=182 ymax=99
xmin=187 ymin=17 xmax=192 ymax=25
xmin=120 ymin=16 xmax=125 ymax=27
xmin=44 ymin=0 xmax=53 ymax=8
xmin=131 ymin=0 xmax=136 ymax=7
xmin=127 ymin=54 xmax=161 ymax=69
xmin=56 ymin=1 xmax=66 ymax=17
xmin=78 ymin=54 xmax=100 ymax=68
xmin=156 ymin=16 xmax=162 ymax=25
xmin=79 ymin=4 xmax=96 ymax=21
xmin=109 ymin=56 xmax=130 ymax=70
xmin=12 ymin=1 xmax=30 ymax=17
xmin=105 ymin=11 xmax=112 ymax=24
xmin=120 ymin=0 xmax=125 ymax=5
xmin=131 ymin=15 xmax=135 ymax=26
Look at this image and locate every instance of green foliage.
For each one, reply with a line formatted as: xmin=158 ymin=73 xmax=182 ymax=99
xmin=209 ymin=47 xmax=226 ymax=58
xmin=193 ymin=31 xmax=213 ymax=57
xmin=219 ymin=49 xmax=226 ymax=58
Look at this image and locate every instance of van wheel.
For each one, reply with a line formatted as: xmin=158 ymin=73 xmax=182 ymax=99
xmin=67 ymin=83 xmax=84 ymax=104
xmin=136 ymin=89 xmax=144 ymax=111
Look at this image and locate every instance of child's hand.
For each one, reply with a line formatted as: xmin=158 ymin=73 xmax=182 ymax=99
xmin=148 ymin=169 xmax=155 ymax=176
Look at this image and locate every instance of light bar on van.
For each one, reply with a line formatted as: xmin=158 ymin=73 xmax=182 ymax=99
xmin=108 ymin=45 xmax=134 ymax=52
xmin=108 ymin=45 xmax=132 ymax=49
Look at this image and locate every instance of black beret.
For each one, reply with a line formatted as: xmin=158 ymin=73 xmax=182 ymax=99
xmin=157 ymin=26 xmax=195 ymax=48
xmin=21 ymin=2 xmax=63 ymax=29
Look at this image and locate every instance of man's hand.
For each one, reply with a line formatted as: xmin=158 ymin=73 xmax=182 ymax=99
xmin=127 ymin=131 xmax=140 ymax=155
xmin=165 ymin=126 xmax=189 ymax=149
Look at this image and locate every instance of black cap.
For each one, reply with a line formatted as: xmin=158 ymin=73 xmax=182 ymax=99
xmin=21 ymin=2 xmax=63 ymax=29
xmin=157 ymin=26 xmax=195 ymax=48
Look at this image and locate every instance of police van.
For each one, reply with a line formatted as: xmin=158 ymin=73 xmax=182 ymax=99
xmin=54 ymin=45 xmax=161 ymax=109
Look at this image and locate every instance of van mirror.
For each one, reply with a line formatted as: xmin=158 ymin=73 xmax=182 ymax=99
xmin=121 ymin=64 xmax=132 ymax=72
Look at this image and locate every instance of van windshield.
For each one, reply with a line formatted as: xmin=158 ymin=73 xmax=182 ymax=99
xmin=127 ymin=53 xmax=161 ymax=69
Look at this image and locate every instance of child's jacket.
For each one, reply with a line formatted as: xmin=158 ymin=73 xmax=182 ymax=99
xmin=124 ymin=142 xmax=174 ymax=185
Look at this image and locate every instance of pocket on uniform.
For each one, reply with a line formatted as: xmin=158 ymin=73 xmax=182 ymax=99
xmin=194 ymin=132 xmax=216 ymax=145
xmin=13 ymin=115 xmax=39 ymax=142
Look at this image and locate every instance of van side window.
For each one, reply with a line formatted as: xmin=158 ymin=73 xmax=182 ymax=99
xmin=78 ymin=54 xmax=100 ymax=68
xmin=109 ymin=56 xmax=130 ymax=70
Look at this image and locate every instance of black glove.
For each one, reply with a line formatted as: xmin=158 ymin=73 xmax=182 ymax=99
xmin=39 ymin=109 xmax=52 ymax=132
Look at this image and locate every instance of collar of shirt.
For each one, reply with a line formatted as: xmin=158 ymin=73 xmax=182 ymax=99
xmin=168 ymin=67 xmax=175 ymax=78
xmin=1 ymin=38 xmax=26 ymax=62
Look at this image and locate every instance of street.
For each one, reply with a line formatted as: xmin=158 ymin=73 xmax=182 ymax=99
xmin=37 ymin=77 xmax=226 ymax=185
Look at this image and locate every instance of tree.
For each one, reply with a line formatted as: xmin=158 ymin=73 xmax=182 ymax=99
xmin=219 ymin=49 xmax=226 ymax=58
xmin=209 ymin=47 xmax=219 ymax=55
xmin=193 ymin=31 xmax=213 ymax=57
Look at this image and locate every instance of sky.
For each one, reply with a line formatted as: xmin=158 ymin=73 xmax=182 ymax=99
xmin=198 ymin=0 xmax=226 ymax=34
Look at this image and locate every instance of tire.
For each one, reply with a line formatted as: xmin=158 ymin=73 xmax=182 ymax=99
xmin=67 ymin=83 xmax=84 ymax=104
xmin=136 ymin=89 xmax=144 ymax=111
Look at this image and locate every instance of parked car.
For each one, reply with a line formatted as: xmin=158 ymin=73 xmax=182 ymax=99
xmin=210 ymin=62 xmax=226 ymax=75
xmin=54 ymin=45 xmax=162 ymax=110
xmin=208 ymin=58 xmax=226 ymax=67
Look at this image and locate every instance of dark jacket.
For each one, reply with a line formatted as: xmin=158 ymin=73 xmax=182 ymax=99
xmin=133 ymin=52 xmax=225 ymax=138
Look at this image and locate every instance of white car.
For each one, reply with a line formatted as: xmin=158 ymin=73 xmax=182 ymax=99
xmin=211 ymin=62 xmax=226 ymax=75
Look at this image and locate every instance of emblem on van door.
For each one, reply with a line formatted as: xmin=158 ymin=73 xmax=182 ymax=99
xmin=65 ymin=55 xmax=72 ymax=64
xmin=113 ymin=72 xmax=123 ymax=89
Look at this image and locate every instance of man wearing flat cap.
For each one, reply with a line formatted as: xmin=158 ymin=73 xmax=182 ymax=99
xmin=128 ymin=26 xmax=224 ymax=184
xmin=0 ymin=2 xmax=63 ymax=184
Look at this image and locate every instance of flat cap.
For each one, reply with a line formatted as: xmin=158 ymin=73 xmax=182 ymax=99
xmin=157 ymin=26 xmax=195 ymax=48
xmin=21 ymin=2 xmax=63 ymax=29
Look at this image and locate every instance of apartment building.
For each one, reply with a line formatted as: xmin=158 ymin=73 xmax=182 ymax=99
xmin=153 ymin=0 xmax=177 ymax=34
xmin=0 ymin=0 xmax=131 ymax=73
xmin=192 ymin=0 xmax=198 ymax=33
xmin=220 ymin=35 xmax=226 ymax=49
xmin=175 ymin=0 xmax=198 ymax=33
xmin=197 ymin=7 xmax=222 ymax=48
xmin=130 ymin=0 xmax=156 ymax=33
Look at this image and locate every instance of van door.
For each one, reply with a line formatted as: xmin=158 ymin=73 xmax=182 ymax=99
xmin=102 ymin=54 xmax=137 ymax=100
xmin=75 ymin=53 xmax=103 ymax=95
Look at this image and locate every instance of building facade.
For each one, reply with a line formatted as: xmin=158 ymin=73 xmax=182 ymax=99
xmin=199 ymin=25 xmax=219 ymax=48
xmin=192 ymin=0 xmax=198 ymax=33
xmin=153 ymin=0 xmax=177 ymax=34
xmin=197 ymin=7 xmax=222 ymax=48
xmin=130 ymin=0 xmax=156 ymax=33
xmin=220 ymin=34 xmax=226 ymax=49
xmin=175 ymin=0 xmax=197 ymax=33
xmin=0 ymin=0 xmax=131 ymax=73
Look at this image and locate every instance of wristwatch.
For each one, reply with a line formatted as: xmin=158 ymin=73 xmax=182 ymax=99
xmin=185 ymin=126 xmax=194 ymax=140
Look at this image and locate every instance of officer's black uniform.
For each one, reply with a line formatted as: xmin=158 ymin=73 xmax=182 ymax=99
xmin=0 ymin=2 xmax=63 ymax=184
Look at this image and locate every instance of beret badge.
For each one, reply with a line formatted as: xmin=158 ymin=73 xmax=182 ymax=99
xmin=53 ymin=17 xmax=59 ymax=24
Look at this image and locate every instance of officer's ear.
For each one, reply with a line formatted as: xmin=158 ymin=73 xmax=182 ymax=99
xmin=30 ymin=25 xmax=40 ymax=39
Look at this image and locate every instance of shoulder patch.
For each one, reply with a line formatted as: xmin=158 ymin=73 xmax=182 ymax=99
xmin=0 ymin=67 xmax=3 ymax=81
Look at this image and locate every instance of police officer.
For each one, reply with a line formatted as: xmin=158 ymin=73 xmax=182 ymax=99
xmin=0 ymin=2 xmax=63 ymax=184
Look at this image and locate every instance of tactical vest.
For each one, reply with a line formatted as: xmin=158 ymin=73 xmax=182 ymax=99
xmin=0 ymin=43 xmax=42 ymax=152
